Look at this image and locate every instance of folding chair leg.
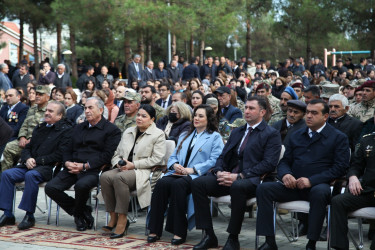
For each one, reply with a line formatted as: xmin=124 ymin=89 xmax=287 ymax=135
xmin=56 ymin=205 xmax=60 ymax=226
xmin=358 ymin=218 xmax=364 ymax=249
xmin=12 ymin=186 xmax=16 ymax=214
xmin=47 ymin=198 xmax=52 ymax=225
xmin=327 ymin=205 xmax=331 ymax=250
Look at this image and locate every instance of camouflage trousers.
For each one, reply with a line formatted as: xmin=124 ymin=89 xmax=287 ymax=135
xmin=1 ymin=139 xmax=22 ymax=171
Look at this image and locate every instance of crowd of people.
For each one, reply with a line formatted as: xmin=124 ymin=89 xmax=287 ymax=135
xmin=0 ymin=53 xmax=375 ymax=250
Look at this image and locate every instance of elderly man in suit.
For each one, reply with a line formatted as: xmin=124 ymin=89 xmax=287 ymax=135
xmin=0 ymin=101 xmax=72 ymax=230
xmin=0 ymin=63 xmax=12 ymax=91
xmin=54 ymin=64 xmax=72 ymax=89
xmin=128 ymin=54 xmax=143 ymax=83
xmin=214 ymin=86 xmax=242 ymax=123
xmin=96 ymin=65 xmax=114 ymax=88
xmin=192 ymin=96 xmax=282 ymax=250
xmin=0 ymin=89 xmax=29 ymax=156
xmin=11 ymin=64 xmax=30 ymax=93
xmin=256 ymin=99 xmax=350 ymax=250
xmin=272 ymin=100 xmax=306 ymax=145
xmin=142 ymin=61 xmax=156 ymax=84
xmin=45 ymin=97 xmax=121 ymax=232
xmin=38 ymin=62 xmax=56 ymax=86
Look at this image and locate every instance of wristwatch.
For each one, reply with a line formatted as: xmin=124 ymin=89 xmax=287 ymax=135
xmin=82 ymin=163 xmax=87 ymax=172
xmin=237 ymin=173 xmax=242 ymax=180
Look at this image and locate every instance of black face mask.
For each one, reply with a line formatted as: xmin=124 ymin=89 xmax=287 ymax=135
xmin=168 ymin=113 xmax=179 ymax=122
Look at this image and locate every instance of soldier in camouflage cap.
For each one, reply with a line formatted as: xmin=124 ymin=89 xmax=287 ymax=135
xmin=1 ymin=86 xmax=50 ymax=170
xmin=114 ymin=91 xmax=140 ymax=133
xmin=348 ymin=80 xmax=375 ymax=122
xmin=321 ymin=83 xmax=340 ymax=103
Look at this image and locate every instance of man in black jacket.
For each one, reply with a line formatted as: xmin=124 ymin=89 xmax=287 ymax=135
xmin=0 ymin=101 xmax=72 ymax=230
xmin=54 ymin=64 xmax=72 ymax=89
xmin=11 ymin=64 xmax=30 ymax=93
xmin=182 ymin=57 xmax=200 ymax=81
xmin=192 ymin=96 xmax=282 ymax=250
xmin=45 ymin=97 xmax=121 ymax=231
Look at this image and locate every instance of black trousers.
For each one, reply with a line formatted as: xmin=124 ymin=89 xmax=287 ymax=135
xmin=45 ymin=170 xmax=98 ymax=217
xmin=192 ymin=174 xmax=257 ymax=235
xmin=256 ymin=182 xmax=331 ymax=241
xmin=148 ymin=175 xmax=192 ymax=239
xmin=330 ymin=192 xmax=375 ymax=249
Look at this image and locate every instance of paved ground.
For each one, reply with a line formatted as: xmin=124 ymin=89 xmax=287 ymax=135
xmin=0 ymin=188 xmax=372 ymax=249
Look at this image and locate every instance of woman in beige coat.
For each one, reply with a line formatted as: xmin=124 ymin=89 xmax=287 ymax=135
xmin=100 ymin=104 xmax=166 ymax=239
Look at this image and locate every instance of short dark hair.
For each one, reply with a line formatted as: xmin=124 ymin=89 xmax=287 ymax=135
xmin=141 ymin=85 xmax=156 ymax=94
xmin=304 ymin=85 xmax=320 ymax=97
xmin=309 ymin=99 xmax=329 ymax=114
xmin=86 ymin=65 xmax=94 ymax=72
xmin=247 ymin=96 xmax=267 ymax=110
xmin=190 ymin=57 xmax=197 ymax=64
xmin=159 ymin=83 xmax=170 ymax=90
xmin=139 ymin=104 xmax=156 ymax=120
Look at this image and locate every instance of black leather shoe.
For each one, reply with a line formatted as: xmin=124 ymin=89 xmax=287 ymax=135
xmin=102 ymin=224 xmax=116 ymax=232
xmin=193 ymin=234 xmax=218 ymax=249
xmin=74 ymin=216 xmax=87 ymax=231
xmin=298 ymin=222 xmax=308 ymax=236
xmin=147 ymin=235 xmax=160 ymax=243
xmin=83 ymin=206 xmax=94 ymax=230
xmin=222 ymin=238 xmax=240 ymax=250
xmin=319 ymin=226 xmax=327 ymax=241
xmin=258 ymin=242 xmax=278 ymax=250
xmin=171 ymin=237 xmax=186 ymax=245
xmin=17 ymin=215 xmax=35 ymax=230
xmin=110 ymin=220 xmax=130 ymax=239
xmin=306 ymin=245 xmax=316 ymax=250
xmin=0 ymin=214 xmax=15 ymax=227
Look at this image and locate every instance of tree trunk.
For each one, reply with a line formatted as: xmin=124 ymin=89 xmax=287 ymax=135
xmin=124 ymin=30 xmax=131 ymax=79
xmin=306 ymin=24 xmax=312 ymax=62
xmin=57 ymin=22 xmax=62 ymax=63
xmin=200 ymin=40 xmax=205 ymax=65
xmin=137 ymin=32 xmax=145 ymax=66
xmin=18 ymin=17 xmax=24 ymax=63
xmin=172 ymin=34 xmax=176 ymax=56
xmin=184 ymin=40 xmax=189 ymax=59
xmin=69 ymin=24 xmax=78 ymax=80
xmin=189 ymin=34 xmax=194 ymax=58
xmin=147 ymin=34 xmax=152 ymax=62
xmin=246 ymin=18 xmax=251 ymax=58
xmin=32 ymin=23 xmax=39 ymax=80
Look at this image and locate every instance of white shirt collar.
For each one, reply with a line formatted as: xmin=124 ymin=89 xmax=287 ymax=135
xmin=308 ymin=122 xmax=326 ymax=135
xmin=247 ymin=120 xmax=262 ymax=130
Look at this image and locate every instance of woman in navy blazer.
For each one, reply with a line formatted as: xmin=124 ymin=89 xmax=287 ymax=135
xmin=147 ymin=104 xmax=224 ymax=245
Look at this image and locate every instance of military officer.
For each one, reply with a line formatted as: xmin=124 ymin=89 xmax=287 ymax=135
xmin=256 ymin=80 xmax=281 ymax=115
xmin=268 ymin=86 xmax=298 ymax=126
xmin=348 ymin=80 xmax=375 ymax=122
xmin=1 ymin=86 xmax=50 ymax=171
xmin=114 ymin=91 xmax=140 ymax=133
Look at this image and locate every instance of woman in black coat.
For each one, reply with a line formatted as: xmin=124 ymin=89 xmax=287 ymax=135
xmin=156 ymin=101 xmax=192 ymax=142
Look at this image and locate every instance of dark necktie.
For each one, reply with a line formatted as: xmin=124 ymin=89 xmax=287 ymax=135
xmin=239 ymin=127 xmax=253 ymax=153
xmin=310 ymin=131 xmax=317 ymax=138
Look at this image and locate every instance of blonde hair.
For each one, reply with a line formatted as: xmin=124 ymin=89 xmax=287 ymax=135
xmin=166 ymin=101 xmax=192 ymax=121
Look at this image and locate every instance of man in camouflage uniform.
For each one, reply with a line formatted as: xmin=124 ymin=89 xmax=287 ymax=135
xmin=255 ymin=80 xmax=281 ymax=115
xmin=140 ymin=85 xmax=165 ymax=122
xmin=269 ymin=86 xmax=298 ymax=125
xmin=348 ymin=80 xmax=375 ymax=122
xmin=114 ymin=92 xmax=140 ymax=133
xmin=1 ymin=85 xmax=50 ymax=171
xmin=291 ymin=81 xmax=305 ymax=103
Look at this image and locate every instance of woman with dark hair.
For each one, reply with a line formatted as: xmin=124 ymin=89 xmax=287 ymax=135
xmin=100 ymin=104 xmax=166 ymax=239
xmin=191 ymin=90 xmax=204 ymax=110
xmin=147 ymin=104 xmax=224 ymax=245
xmin=85 ymin=79 xmax=96 ymax=92
xmin=54 ymin=88 xmax=66 ymax=103
xmin=271 ymin=77 xmax=287 ymax=99
xmin=189 ymin=78 xmax=201 ymax=91
xmin=156 ymin=101 xmax=192 ymax=142
xmin=102 ymin=88 xmax=119 ymax=123
xmin=64 ymin=89 xmax=83 ymax=124
xmin=26 ymin=87 xmax=36 ymax=107
xmin=213 ymin=78 xmax=224 ymax=89
xmin=50 ymin=87 xmax=57 ymax=100
xmin=131 ymin=81 xmax=139 ymax=91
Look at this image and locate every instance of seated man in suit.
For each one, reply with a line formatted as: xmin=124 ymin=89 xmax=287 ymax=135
xmin=0 ymin=101 xmax=72 ymax=230
xmin=215 ymin=86 xmax=243 ymax=123
xmin=192 ymin=96 xmax=282 ymax=250
xmin=272 ymin=100 xmax=306 ymax=145
xmin=45 ymin=97 xmax=121 ymax=231
xmin=0 ymin=88 xmax=29 ymax=157
xmin=330 ymin=132 xmax=375 ymax=250
xmin=156 ymin=83 xmax=172 ymax=110
xmin=256 ymin=99 xmax=350 ymax=250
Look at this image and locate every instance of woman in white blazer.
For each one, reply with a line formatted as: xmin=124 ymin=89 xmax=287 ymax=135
xmin=147 ymin=104 xmax=224 ymax=245
xmin=100 ymin=104 xmax=166 ymax=239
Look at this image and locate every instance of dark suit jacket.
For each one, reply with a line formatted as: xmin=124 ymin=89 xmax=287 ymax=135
xmin=222 ymin=104 xmax=243 ymax=123
xmin=38 ymin=71 xmax=56 ymax=85
xmin=212 ymin=120 xmax=282 ymax=185
xmin=53 ymin=73 xmax=72 ymax=89
xmin=0 ymin=102 xmax=29 ymax=140
xmin=167 ymin=67 xmax=181 ymax=83
xmin=200 ymin=64 xmax=217 ymax=80
xmin=128 ymin=62 xmax=143 ymax=83
xmin=272 ymin=118 xmax=306 ymax=146
xmin=62 ymin=117 xmax=121 ymax=175
xmin=20 ymin=118 xmax=72 ymax=181
xmin=0 ymin=117 xmax=13 ymax=145
xmin=182 ymin=64 xmax=200 ymax=80
xmin=12 ymin=73 xmax=30 ymax=93
xmin=66 ymin=104 xmax=83 ymax=124
xmin=76 ymin=74 xmax=95 ymax=92
xmin=278 ymin=123 xmax=350 ymax=186
xmin=156 ymin=96 xmax=172 ymax=108
xmin=328 ymin=114 xmax=363 ymax=153
xmin=142 ymin=68 xmax=156 ymax=82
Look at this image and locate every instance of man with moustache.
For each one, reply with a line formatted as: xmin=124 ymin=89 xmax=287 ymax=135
xmin=256 ymin=99 xmax=350 ymax=250
xmin=114 ymin=92 xmax=140 ymax=133
xmin=269 ymin=86 xmax=299 ymax=126
xmin=139 ymin=85 xmax=165 ymax=122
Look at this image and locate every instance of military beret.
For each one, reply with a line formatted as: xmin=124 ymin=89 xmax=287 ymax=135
xmin=283 ymin=86 xmax=298 ymax=100
xmin=287 ymin=100 xmax=307 ymax=112
xmin=354 ymin=86 xmax=363 ymax=93
xmin=361 ymin=80 xmax=375 ymax=89
xmin=291 ymin=82 xmax=304 ymax=90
